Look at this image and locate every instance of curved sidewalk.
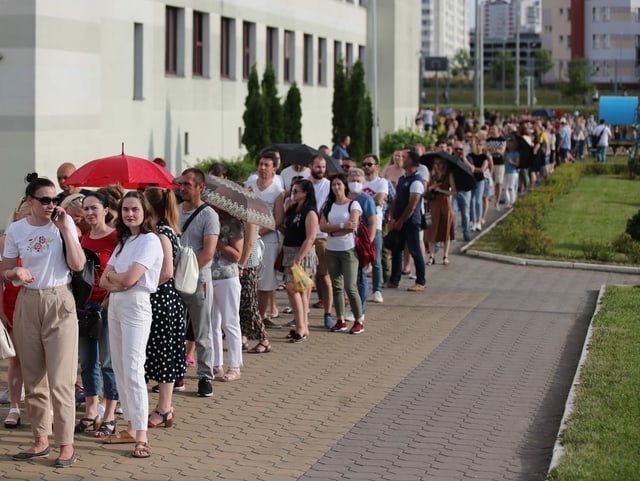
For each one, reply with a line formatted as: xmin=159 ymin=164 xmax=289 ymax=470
xmin=0 ymin=249 xmax=637 ymax=480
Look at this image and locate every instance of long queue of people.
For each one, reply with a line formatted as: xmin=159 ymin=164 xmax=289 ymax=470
xmin=0 ymin=117 xmax=568 ymax=466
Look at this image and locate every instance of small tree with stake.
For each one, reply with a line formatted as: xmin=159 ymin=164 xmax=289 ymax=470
xmin=241 ymin=64 xmax=268 ymax=159
xmin=282 ymin=82 xmax=302 ymax=144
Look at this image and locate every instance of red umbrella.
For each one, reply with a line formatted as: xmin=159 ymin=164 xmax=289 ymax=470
xmin=64 ymin=147 xmax=175 ymax=189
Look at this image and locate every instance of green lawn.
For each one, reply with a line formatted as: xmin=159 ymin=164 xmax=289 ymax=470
xmin=548 ymin=285 xmax=640 ymax=481
xmin=543 ymin=176 xmax=640 ymax=260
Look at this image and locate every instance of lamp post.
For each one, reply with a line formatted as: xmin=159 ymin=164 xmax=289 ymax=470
xmin=502 ymin=37 xmax=506 ymax=105
xmin=514 ymin=0 xmax=520 ymax=106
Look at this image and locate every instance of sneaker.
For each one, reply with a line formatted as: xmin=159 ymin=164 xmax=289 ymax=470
xmin=323 ymin=313 xmax=335 ymax=329
xmin=115 ymin=403 xmax=124 ymax=415
xmin=197 ymin=378 xmax=213 ymax=397
xmin=312 ymin=300 xmax=324 ymax=309
xmin=344 ymin=311 xmax=355 ymax=322
xmin=330 ymin=319 xmax=348 ymax=333
xmin=349 ymin=322 xmax=365 ymax=335
xmin=0 ymin=389 xmax=9 ymax=404
xmin=151 ymin=378 xmax=185 ymax=393
xmin=286 ymin=319 xmax=296 ymax=327
xmin=371 ymin=291 xmax=384 ymax=303
xmin=407 ymin=284 xmax=426 ymax=292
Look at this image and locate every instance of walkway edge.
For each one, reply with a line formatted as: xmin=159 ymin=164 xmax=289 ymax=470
xmin=546 ymin=284 xmax=607 ymax=478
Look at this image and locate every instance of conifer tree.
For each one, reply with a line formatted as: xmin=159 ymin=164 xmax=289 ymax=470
xmin=262 ymin=63 xmax=284 ymax=143
xmin=241 ymin=64 xmax=269 ymax=158
xmin=282 ymin=82 xmax=302 ymax=144
xmin=331 ymin=58 xmax=349 ymax=147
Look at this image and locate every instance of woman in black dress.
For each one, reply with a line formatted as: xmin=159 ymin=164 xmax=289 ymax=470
xmin=143 ymin=187 xmax=185 ymax=428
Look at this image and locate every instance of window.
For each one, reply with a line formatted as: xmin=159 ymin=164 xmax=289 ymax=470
xmin=193 ymin=11 xmax=209 ymax=77
xmin=220 ymin=17 xmax=235 ymax=79
xmin=284 ymin=30 xmax=294 ymax=83
xmin=636 ymin=35 xmax=640 ymax=65
xmin=317 ymin=37 xmax=327 ymax=85
xmin=567 ymin=35 xmax=571 ymax=49
xmin=593 ymin=34 xmax=600 ymax=49
xmin=133 ymin=23 xmax=143 ymax=99
xmin=358 ymin=45 xmax=365 ymax=62
xmin=242 ymin=21 xmax=256 ymax=80
xmin=559 ymin=8 xmax=563 ymax=15
xmin=567 ymin=7 xmax=571 ymax=20
xmin=334 ymin=40 xmax=342 ymax=68
xmin=165 ymin=6 xmax=179 ymax=74
xmin=345 ymin=43 xmax=353 ymax=75
xmin=637 ymin=8 xmax=640 ymax=22
xmin=266 ymin=26 xmax=278 ymax=71
xmin=303 ymin=34 xmax=313 ymax=85
xmin=603 ymin=34 xmax=609 ymax=49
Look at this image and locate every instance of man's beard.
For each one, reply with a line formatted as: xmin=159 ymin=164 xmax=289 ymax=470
xmin=311 ymin=170 xmax=324 ymax=180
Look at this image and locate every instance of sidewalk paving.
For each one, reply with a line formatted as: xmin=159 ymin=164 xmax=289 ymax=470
xmin=1 ymin=217 xmax=637 ymax=480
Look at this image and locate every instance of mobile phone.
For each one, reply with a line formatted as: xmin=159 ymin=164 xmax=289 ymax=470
xmin=51 ymin=207 xmax=60 ymax=222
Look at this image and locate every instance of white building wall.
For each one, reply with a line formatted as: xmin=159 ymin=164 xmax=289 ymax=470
xmin=421 ymin=0 xmax=468 ymax=58
xmin=2 ymin=0 xmax=425 ymax=221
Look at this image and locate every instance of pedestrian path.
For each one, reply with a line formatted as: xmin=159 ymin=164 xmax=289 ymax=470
xmin=0 ymin=246 xmax=636 ymax=481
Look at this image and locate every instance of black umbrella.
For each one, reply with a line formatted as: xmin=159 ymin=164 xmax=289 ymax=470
xmin=420 ymin=152 xmax=476 ymax=192
xmin=266 ymin=143 xmax=341 ymax=174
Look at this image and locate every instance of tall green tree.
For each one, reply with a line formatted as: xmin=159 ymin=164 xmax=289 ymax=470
xmin=261 ymin=63 xmax=283 ymax=143
xmin=282 ymin=82 xmax=302 ymax=144
xmin=534 ymin=49 xmax=554 ymax=85
xmin=347 ymin=60 xmax=369 ymax=161
xmin=561 ymin=58 xmax=592 ymax=106
xmin=331 ymin=58 xmax=348 ymax=147
xmin=491 ymin=51 xmax=516 ymax=86
xmin=241 ymin=64 xmax=269 ymax=159
xmin=451 ymin=48 xmax=472 ymax=81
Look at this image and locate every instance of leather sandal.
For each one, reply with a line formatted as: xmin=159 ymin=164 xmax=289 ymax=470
xmin=427 ymin=256 xmax=435 ymax=265
xmin=221 ymin=369 xmax=241 ymax=382
xmin=74 ymin=415 xmax=101 ymax=433
xmin=148 ymin=408 xmax=174 ymax=428
xmin=132 ymin=441 xmax=152 ymax=458
xmin=94 ymin=419 xmax=116 ymax=438
xmin=103 ymin=430 xmax=136 ymax=444
xmin=247 ymin=340 xmax=272 ymax=354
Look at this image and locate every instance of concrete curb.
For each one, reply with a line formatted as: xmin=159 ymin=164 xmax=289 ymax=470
xmin=546 ymin=284 xmax=607 ymax=478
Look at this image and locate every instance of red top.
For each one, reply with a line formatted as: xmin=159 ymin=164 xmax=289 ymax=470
xmin=81 ymin=230 xmax=118 ymax=304
xmin=3 ymin=259 xmax=22 ymax=330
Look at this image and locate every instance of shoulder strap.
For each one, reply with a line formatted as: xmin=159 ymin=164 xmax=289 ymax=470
xmin=181 ymin=203 xmax=208 ymax=234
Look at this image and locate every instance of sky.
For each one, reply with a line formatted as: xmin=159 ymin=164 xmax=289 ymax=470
xmin=468 ymin=0 xmax=476 ymax=28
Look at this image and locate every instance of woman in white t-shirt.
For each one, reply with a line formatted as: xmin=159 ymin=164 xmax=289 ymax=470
xmin=319 ymin=174 xmax=364 ymax=335
xmin=1 ymin=175 xmax=86 ymax=467
xmin=99 ymin=191 xmax=163 ymax=458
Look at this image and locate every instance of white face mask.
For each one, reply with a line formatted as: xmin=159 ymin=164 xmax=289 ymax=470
xmin=348 ymin=181 xmax=363 ymax=193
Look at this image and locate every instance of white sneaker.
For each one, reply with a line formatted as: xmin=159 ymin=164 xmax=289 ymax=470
xmin=344 ymin=311 xmax=355 ymax=321
xmin=372 ymin=291 xmax=384 ymax=303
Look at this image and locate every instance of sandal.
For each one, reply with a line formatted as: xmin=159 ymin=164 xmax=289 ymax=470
xmin=132 ymin=441 xmax=152 ymax=458
xmin=443 ymin=256 xmax=449 ymax=265
xmin=94 ymin=419 xmax=117 ymax=438
xmin=4 ymin=407 xmax=20 ymax=429
xmin=289 ymin=332 xmax=307 ymax=343
xmin=74 ymin=415 xmax=101 ymax=433
xmin=221 ymin=369 xmax=241 ymax=382
xmin=426 ymin=256 xmax=435 ymax=266
xmin=148 ymin=408 xmax=174 ymax=428
xmin=103 ymin=430 xmax=136 ymax=444
xmin=247 ymin=340 xmax=272 ymax=354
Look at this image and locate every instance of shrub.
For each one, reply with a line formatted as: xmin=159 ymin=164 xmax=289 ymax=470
xmin=379 ymin=129 xmax=437 ymax=166
xmin=581 ymin=240 xmax=614 ymax=262
xmin=625 ymin=210 xmax=640 ymax=241
xmin=193 ymin=156 xmax=256 ymax=183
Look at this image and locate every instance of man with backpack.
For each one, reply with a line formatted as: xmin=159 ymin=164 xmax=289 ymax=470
xmin=592 ymin=118 xmax=612 ymax=164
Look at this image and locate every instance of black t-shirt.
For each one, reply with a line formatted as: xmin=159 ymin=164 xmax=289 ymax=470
xmin=283 ymin=204 xmax=315 ymax=247
xmin=468 ymin=153 xmax=489 ymax=181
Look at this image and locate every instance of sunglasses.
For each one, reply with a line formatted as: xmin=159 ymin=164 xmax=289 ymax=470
xmin=32 ymin=195 xmax=59 ymax=206
xmin=362 ymin=162 xmax=375 ymax=167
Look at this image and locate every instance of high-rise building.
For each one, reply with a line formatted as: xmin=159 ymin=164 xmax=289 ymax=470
xmin=421 ymin=0 xmax=468 ymax=58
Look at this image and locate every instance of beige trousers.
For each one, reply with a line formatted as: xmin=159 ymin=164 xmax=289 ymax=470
xmin=13 ymin=285 xmax=78 ymax=446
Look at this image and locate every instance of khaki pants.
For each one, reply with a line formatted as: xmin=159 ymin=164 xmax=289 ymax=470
xmin=13 ymin=285 xmax=78 ymax=446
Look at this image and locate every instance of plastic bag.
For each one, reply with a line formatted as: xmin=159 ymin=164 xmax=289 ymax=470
xmin=291 ymin=263 xmax=314 ymax=293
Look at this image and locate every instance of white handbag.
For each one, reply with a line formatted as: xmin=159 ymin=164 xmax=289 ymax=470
xmin=0 ymin=323 xmax=16 ymax=359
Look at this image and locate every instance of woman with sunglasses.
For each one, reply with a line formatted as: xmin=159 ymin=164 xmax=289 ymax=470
xmin=0 ymin=174 xmax=86 ymax=467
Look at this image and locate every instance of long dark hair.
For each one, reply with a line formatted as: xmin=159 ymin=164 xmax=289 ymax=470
xmin=114 ymin=191 xmax=156 ymax=256
xmin=322 ymin=173 xmax=349 ymax=219
xmin=285 ymin=179 xmax=317 ymax=218
xmin=144 ymin=187 xmax=180 ymax=234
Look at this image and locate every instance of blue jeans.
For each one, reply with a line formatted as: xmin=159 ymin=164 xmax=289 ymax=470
xmin=78 ymin=308 xmax=118 ymax=400
xmin=596 ymin=146 xmax=607 ymax=163
xmin=470 ymin=179 xmax=485 ymax=222
xmin=371 ymin=229 xmax=383 ymax=293
xmin=390 ymin=222 xmax=426 ymax=286
xmin=357 ymin=266 xmax=369 ymax=314
xmin=453 ymin=190 xmax=471 ymax=240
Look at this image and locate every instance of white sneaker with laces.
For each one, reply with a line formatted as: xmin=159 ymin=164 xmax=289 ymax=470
xmin=344 ymin=311 xmax=355 ymax=321
xmin=372 ymin=291 xmax=384 ymax=303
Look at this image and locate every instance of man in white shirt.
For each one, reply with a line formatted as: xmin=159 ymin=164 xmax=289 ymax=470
xmin=309 ymin=155 xmax=334 ymax=328
xmin=592 ymin=118 xmax=612 ymax=164
xmin=362 ymin=154 xmax=388 ymax=303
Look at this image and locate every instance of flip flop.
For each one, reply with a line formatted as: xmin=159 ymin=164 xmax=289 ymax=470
xmin=103 ymin=430 xmax=136 ymax=444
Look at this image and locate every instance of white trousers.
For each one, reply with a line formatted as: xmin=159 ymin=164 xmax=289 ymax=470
xmin=504 ymin=172 xmax=519 ymax=205
xmin=108 ymin=290 xmax=152 ymax=431
xmin=211 ymin=277 xmax=243 ymax=369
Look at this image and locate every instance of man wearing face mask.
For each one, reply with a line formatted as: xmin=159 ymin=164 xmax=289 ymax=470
xmin=347 ymin=168 xmax=377 ymax=316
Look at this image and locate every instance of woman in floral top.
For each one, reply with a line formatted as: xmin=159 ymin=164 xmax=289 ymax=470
xmin=210 ymin=209 xmax=244 ymax=382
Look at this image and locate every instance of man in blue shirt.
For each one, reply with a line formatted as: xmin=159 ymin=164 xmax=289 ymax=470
xmin=333 ymin=134 xmax=351 ymax=160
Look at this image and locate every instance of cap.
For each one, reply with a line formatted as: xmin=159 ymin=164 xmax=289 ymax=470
xmin=560 ymin=118 xmax=567 ymax=124
xmin=574 ymin=110 xmax=580 ymax=116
